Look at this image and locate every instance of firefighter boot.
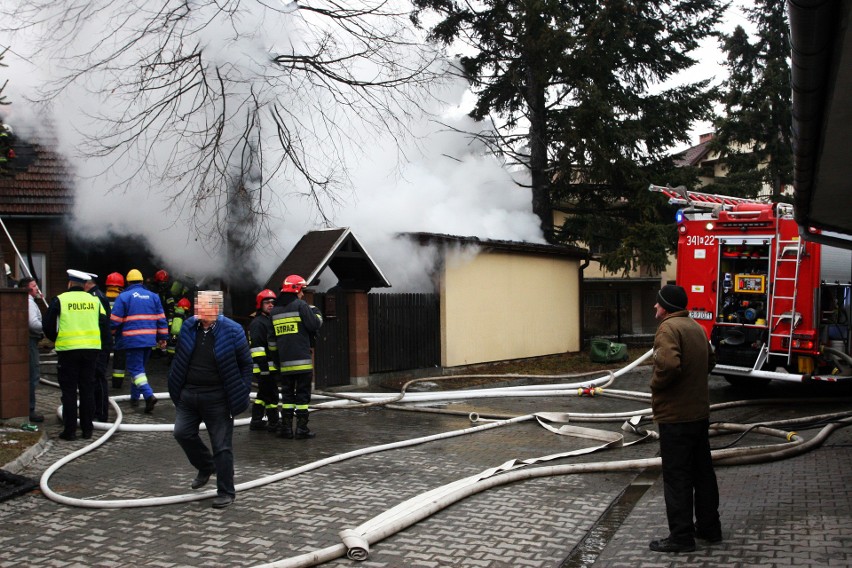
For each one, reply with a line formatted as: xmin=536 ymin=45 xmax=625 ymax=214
xmin=277 ymin=410 xmax=294 ymax=439
xmin=266 ymin=408 xmax=280 ymax=433
xmin=294 ymin=411 xmax=315 ymax=440
xmin=112 ymin=377 xmax=124 ymax=389
xmin=249 ymin=403 xmax=266 ymax=431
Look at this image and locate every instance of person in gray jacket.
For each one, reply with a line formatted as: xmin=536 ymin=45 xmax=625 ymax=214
xmin=20 ymin=277 xmax=44 ymax=423
xmin=649 ymin=284 xmax=721 ymax=553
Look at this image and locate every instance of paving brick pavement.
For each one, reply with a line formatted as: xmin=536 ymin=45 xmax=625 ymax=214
xmin=2 ymin=356 xmax=851 ymax=567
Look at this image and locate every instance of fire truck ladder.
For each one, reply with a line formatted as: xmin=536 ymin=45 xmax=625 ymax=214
xmin=648 ymin=184 xmax=767 ymax=210
xmin=766 ymin=237 xmax=804 ymax=366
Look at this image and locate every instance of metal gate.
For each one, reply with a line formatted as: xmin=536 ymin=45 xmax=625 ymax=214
xmin=369 ymin=293 xmax=440 ymax=373
xmin=312 ymin=290 xmax=350 ymax=389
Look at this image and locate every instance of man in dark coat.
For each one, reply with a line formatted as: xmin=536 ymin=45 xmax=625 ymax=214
xmin=649 ymin=284 xmax=721 ymax=553
xmin=168 ymin=290 xmax=252 ymax=509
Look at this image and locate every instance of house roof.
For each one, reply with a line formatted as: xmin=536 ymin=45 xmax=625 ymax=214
xmin=404 ymin=232 xmax=589 ymax=260
xmin=790 ymin=0 xmax=852 ymax=247
xmin=264 ymin=227 xmax=391 ymax=292
xmin=0 ymin=135 xmax=73 ymax=216
xmin=673 ymin=138 xmax=713 ymax=167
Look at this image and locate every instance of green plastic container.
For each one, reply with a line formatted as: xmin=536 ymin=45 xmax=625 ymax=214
xmin=589 ymin=338 xmax=629 ymax=364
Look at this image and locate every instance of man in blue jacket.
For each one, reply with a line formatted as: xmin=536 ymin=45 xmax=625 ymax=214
xmin=110 ymin=269 xmax=168 ymax=413
xmin=168 ymin=290 xmax=252 ymax=509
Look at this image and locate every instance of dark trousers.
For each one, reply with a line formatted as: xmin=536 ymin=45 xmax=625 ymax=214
xmin=28 ymin=337 xmax=40 ymax=413
xmin=255 ymin=372 xmax=280 ymax=410
xmin=280 ymin=372 xmax=312 ymax=407
xmin=173 ymin=388 xmax=236 ymax=498
xmin=93 ymin=350 xmax=111 ymax=422
xmin=658 ymin=418 xmax=721 ymax=543
xmin=57 ymin=350 xmax=99 ymax=436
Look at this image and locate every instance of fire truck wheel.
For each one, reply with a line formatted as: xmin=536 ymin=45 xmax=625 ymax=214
xmin=724 ymin=375 xmax=772 ymax=388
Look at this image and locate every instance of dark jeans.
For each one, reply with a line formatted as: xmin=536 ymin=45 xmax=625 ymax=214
xmin=173 ymin=388 xmax=236 ymax=498
xmin=28 ymin=336 xmax=40 ymax=413
xmin=57 ymin=350 xmax=99 ymax=436
xmin=659 ymin=418 xmax=721 ymax=543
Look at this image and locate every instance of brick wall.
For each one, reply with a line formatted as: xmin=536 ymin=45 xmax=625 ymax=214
xmin=0 ymin=217 xmax=68 ymax=299
xmin=0 ymin=289 xmax=30 ymax=418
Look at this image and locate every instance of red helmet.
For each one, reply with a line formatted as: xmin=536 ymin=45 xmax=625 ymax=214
xmin=255 ymin=289 xmax=277 ymax=309
xmin=281 ymin=274 xmax=307 ymax=294
xmin=176 ymin=297 xmax=191 ymax=310
xmin=154 ymin=269 xmax=169 ymax=283
xmin=106 ymin=272 xmax=125 ymax=287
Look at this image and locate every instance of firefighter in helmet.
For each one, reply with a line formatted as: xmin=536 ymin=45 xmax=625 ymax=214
xmin=166 ymin=297 xmax=192 ymax=359
xmin=248 ymin=289 xmax=281 ymax=432
xmin=110 ymin=269 xmax=168 ymax=412
xmin=105 ymin=272 xmax=127 ymax=389
xmin=270 ymin=275 xmax=322 ymax=439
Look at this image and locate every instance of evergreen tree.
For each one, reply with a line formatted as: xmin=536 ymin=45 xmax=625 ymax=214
xmin=412 ymin=0 xmax=723 ymax=273
xmin=711 ymin=1 xmax=792 ymax=200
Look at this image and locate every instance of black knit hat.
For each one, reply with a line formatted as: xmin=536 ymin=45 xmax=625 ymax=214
xmin=657 ymin=284 xmax=688 ymax=313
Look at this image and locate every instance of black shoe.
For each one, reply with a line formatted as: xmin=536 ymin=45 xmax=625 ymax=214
xmin=81 ymin=431 xmax=93 ymax=440
xmin=144 ymin=396 xmax=158 ymax=414
xmin=266 ymin=421 xmax=280 ymax=433
xmin=29 ymin=412 xmax=44 ymax=423
xmin=58 ymin=431 xmax=77 ymax=441
xmin=129 ymin=398 xmax=140 ymax=407
xmin=294 ymin=427 xmax=315 ymax=439
xmin=212 ymin=494 xmax=235 ymax=509
xmin=191 ymin=471 xmax=213 ymax=490
xmin=649 ymin=538 xmax=695 ymax=553
xmin=249 ymin=421 xmax=267 ymax=431
xmin=696 ymin=532 xmax=723 ymax=544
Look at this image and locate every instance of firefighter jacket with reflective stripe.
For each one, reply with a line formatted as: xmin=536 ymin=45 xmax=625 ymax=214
xmin=271 ymin=295 xmax=322 ymax=375
xmin=110 ymin=283 xmax=169 ymax=350
xmin=44 ymin=288 xmax=108 ymax=351
xmin=249 ymin=311 xmax=279 ymax=375
xmin=167 ymin=315 xmax=253 ymax=416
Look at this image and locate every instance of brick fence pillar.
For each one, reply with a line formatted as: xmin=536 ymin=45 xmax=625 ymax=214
xmin=347 ymin=290 xmax=369 ymax=382
xmin=0 ymin=289 xmax=30 ymax=418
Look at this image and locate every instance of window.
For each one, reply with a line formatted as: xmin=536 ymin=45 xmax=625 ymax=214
xmin=17 ymin=253 xmax=47 ymax=297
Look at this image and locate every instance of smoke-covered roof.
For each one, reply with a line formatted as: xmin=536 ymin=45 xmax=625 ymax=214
xmin=264 ymin=227 xmax=391 ymax=292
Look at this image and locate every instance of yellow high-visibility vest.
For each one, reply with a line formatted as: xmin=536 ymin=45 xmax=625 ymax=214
xmin=55 ymin=290 xmax=104 ymax=351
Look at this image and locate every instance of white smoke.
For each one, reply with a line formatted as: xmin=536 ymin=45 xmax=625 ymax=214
xmin=0 ymin=2 xmax=543 ymax=290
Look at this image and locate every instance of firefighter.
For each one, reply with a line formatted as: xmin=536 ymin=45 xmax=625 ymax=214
xmin=105 ymin=272 xmax=127 ymax=389
xmin=111 ymin=269 xmax=168 ymax=412
xmin=248 ymin=289 xmax=280 ymax=432
xmin=167 ymin=297 xmax=192 ymax=359
xmin=43 ymin=269 xmax=110 ymax=441
xmin=152 ymin=269 xmax=171 ymax=356
xmin=271 ymin=275 xmax=322 ymax=439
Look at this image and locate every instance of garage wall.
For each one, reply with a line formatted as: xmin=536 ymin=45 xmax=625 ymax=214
xmin=440 ymin=249 xmax=581 ymax=367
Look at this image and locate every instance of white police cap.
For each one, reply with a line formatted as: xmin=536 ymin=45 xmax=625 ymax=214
xmin=67 ymin=269 xmax=91 ymax=284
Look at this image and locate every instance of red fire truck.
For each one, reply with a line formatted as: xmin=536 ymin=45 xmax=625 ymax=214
xmin=650 ymin=184 xmax=852 ymax=384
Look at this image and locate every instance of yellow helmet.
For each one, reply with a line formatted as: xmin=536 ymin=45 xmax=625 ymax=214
xmin=126 ymin=268 xmax=144 ymax=282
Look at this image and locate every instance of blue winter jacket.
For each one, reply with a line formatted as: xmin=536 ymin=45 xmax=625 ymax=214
xmin=167 ymin=315 xmax=253 ymax=416
xmin=110 ymin=283 xmax=168 ymax=349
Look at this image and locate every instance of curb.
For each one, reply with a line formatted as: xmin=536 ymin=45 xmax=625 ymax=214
xmin=2 ymin=429 xmax=49 ymax=475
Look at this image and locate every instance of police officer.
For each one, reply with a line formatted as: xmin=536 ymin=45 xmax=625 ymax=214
xmin=83 ymin=273 xmax=113 ymax=423
xmin=44 ymin=269 xmax=110 ymax=441
xmin=248 ymin=289 xmax=280 ymax=432
xmin=271 ymin=275 xmax=322 ymax=439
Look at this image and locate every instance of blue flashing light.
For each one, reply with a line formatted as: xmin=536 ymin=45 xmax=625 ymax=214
xmin=676 ymin=210 xmax=684 ymax=224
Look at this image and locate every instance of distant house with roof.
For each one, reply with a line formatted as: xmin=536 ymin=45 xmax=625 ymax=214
xmin=0 ymin=132 xmax=74 ymax=299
